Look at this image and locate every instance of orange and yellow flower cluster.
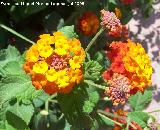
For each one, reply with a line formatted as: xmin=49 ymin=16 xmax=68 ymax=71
xmin=103 ymin=39 xmax=152 ymax=105
xmin=78 ymin=12 xmax=99 ymax=36
xmin=24 ymin=32 xmax=85 ymax=94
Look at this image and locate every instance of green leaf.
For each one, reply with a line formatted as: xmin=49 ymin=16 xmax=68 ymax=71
xmin=7 ymin=103 xmax=34 ymax=125
xmin=6 ymin=110 xmax=28 ymax=130
xmin=32 ymin=91 xmax=50 ymax=108
xmin=98 ymin=113 xmax=115 ymax=126
xmin=93 ymin=52 xmax=104 ymax=63
xmin=0 ymin=45 xmax=20 ymax=62
xmin=84 ymin=60 xmax=103 ymax=81
xmin=0 ymin=74 xmax=37 ymax=107
xmin=5 ymin=121 xmax=17 ymax=130
xmin=93 ymin=51 xmax=109 ymax=70
xmin=127 ymin=111 xmax=150 ymax=128
xmin=83 ymin=89 xmax=99 ymax=113
xmin=129 ymin=89 xmax=152 ymax=111
xmin=0 ymin=121 xmax=5 ymax=129
xmin=0 ymin=101 xmax=13 ymax=121
xmin=57 ymin=84 xmax=94 ymax=128
xmin=0 ymin=49 xmax=6 ymax=61
xmin=3 ymin=61 xmax=24 ymax=76
xmin=5 ymin=45 xmax=20 ymax=60
xmin=0 ymin=45 xmax=21 ymax=77
xmin=21 ymin=88 xmax=43 ymax=105
xmin=83 ymin=80 xmax=100 ymax=113
xmin=58 ymin=25 xmax=78 ymax=39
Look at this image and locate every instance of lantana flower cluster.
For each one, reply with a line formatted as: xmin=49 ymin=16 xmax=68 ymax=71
xmin=24 ymin=32 xmax=85 ymax=94
xmin=100 ymin=9 xmax=129 ymax=38
xmin=103 ymin=40 xmax=152 ymax=105
xmin=78 ymin=12 xmax=100 ymax=36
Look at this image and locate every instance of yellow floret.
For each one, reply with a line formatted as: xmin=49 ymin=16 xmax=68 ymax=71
xmin=55 ymin=41 xmax=69 ymax=55
xmin=46 ymin=68 xmax=57 ymax=82
xmin=57 ymin=70 xmax=70 ymax=88
xmin=39 ymin=34 xmax=55 ymax=44
xmin=36 ymin=39 xmax=53 ymax=58
xmin=26 ymin=45 xmax=39 ymax=62
xmin=69 ymin=56 xmax=82 ymax=69
xmin=33 ymin=61 xmax=48 ymax=74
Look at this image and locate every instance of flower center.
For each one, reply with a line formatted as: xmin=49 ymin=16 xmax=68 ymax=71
xmin=46 ymin=53 xmax=70 ymax=70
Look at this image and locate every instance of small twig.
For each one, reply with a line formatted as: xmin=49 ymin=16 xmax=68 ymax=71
xmin=97 ymin=110 xmax=124 ymax=120
xmin=97 ymin=110 xmax=137 ymax=130
xmin=85 ymin=28 xmax=105 ymax=53
xmin=45 ymin=93 xmax=57 ymax=112
xmin=45 ymin=99 xmax=49 ymax=112
xmin=0 ymin=23 xmax=35 ymax=44
xmin=58 ymin=113 xmax=64 ymax=120
xmin=50 ymin=99 xmax=58 ymax=103
xmin=98 ymin=113 xmax=123 ymax=127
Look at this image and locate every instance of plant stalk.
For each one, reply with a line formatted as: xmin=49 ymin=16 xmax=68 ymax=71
xmin=85 ymin=28 xmax=104 ymax=52
xmin=97 ymin=110 xmax=137 ymax=130
xmin=0 ymin=23 xmax=35 ymax=44
xmin=98 ymin=113 xmax=123 ymax=127
xmin=45 ymin=94 xmax=57 ymax=112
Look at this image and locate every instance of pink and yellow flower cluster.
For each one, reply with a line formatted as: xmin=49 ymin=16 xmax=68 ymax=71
xmin=100 ymin=9 xmax=129 ymax=38
xmin=24 ymin=32 xmax=85 ymax=94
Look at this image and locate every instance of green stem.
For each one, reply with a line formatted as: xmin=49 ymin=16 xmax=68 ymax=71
xmin=84 ymin=80 xmax=106 ymax=90
xmin=58 ymin=113 xmax=64 ymax=120
xmin=45 ymin=100 xmax=49 ymax=112
xmin=0 ymin=23 xmax=35 ymax=44
xmin=50 ymin=93 xmax=57 ymax=100
xmin=97 ymin=110 xmax=124 ymax=120
xmin=45 ymin=93 xmax=57 ymax=112
xmin=85 ymin=28 xmax=105 ymax=52
xmin=97 ymin=110 xmax=137 ymax=130
xmin=98 ymin=113 xmax=123 ymax=127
